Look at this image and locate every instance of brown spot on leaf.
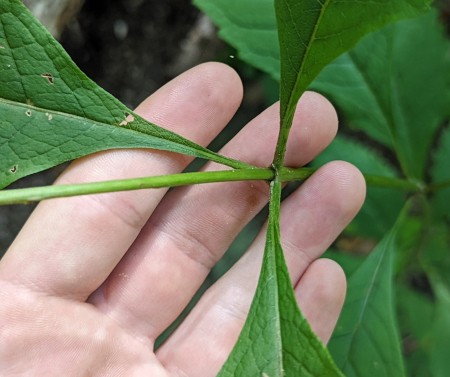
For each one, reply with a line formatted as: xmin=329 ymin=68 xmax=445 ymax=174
xmin=10 ymin=165 xmax=17 ymax=174
xmin=41 ymin=73 xmax=55 ymax=84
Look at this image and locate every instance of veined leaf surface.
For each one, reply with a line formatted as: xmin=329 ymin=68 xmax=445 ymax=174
xmin=193 ymin=0 xmax=279 ymax=80
xmin=328 ymin=203 xmax=412 ymax=377
xmin=218 ymin=180 xmax=343 ymax=376
xmin=0 ymin=0 xmax=249 ymax=189
xmin=312 ymin=11 xmax=450 ymax=179
xmin=273 ymin=0 xmax=431 ymax=165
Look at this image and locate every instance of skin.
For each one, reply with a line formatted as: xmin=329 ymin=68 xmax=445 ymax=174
xmin=0 ymin=63 xmax=365 ymax=377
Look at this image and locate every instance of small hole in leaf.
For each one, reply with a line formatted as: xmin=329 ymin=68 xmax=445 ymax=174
xmin=10 ymin=165 xmax=17 ymax=174
xmin=25 ymin=110 xmax=32 ymax=117
xmin=45 ymin=112 xmax=53 ymax=121
xmin=119 ymin=112 xmax=135 ymax=126
xmin=41 ymin=73 xmax=55 ymax=84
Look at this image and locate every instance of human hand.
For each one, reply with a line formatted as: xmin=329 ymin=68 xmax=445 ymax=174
xmin=0 ymin=63 xmax=365 ymax=376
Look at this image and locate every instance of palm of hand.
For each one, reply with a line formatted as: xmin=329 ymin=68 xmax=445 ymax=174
xmin=2 ymin=288 xmax=168 ymax=376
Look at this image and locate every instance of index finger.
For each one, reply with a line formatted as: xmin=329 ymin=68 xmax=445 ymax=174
xmin=0 ymin=63 xmax=243 ymax=300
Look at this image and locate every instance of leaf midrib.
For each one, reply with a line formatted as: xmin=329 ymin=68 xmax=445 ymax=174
xmin=0 ymin=96 xmax=256 ymax=172
xmin=283 ymin=0 xmax=330 ymax=126
xmin=340 ymin=232 xmax=393 ymax=372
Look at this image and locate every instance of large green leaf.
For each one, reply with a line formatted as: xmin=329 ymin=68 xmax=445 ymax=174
xmin=0 ymin=0 xmax=250 ymax=189
xmin=218 ymin=180 xmax=343 ymax=376
xmin=427 ymin=279 xmax=450 ymax=377
xmin=431 ymin=125 xmax=450 ymax=223
xmin=413 ymin=224 xmax=450 ymax=377
xmin=311 ymin=135 xmax=405 ymax=239
xmin=273 ymin=0 xmax=430 ymax=165
xmin=328 ymin=203 xmax=411 ymax=377
xmin=396 ymin=285 xmax=434 ymax=377
xmin=193 ymin=0 xmax=280 ymax=80
xmin=312 ymin=11 xmax=450 ymax=179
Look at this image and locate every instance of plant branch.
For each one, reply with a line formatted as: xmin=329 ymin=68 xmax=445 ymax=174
xmin=363 ymin=174 xmax=424 ymax=192
xmin=0 ymin=167 xmax=424 ymax=206
xmin=426 ymin=180 xmax=450 ymax=193
xmin=280 ymin=168 xmax=424 ymax=193
xmin=0 ymin=169 xmax=274 ymax=205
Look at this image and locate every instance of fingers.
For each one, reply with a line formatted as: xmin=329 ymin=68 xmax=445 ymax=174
xmin=88 ymin=92 xmax=338 ymax=341
xmin=0 ymin=63 xmax=243 ymax=300
xmin=294 ymin=258 xmax=347 ymax=344
xmin=158 ymin=262 xmax=346 ymax=377
xmin=156 ymin=162 xmax=365 ymax=376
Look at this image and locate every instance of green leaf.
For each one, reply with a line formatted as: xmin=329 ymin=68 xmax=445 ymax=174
xmin=396 ymin=284 xmax=434 ymax=377
xmin=427 ymin=279 xmax=450 ymax=377
xmin=328 ymin=202 xmax=412 ymax=377
xmin=396 ymin=284 xmax=434 ymax=341
xmin=431 ymin=125 xmax=450 ymax=222
xmin=392 ymin=217 xmax=450 ymax=377
xmin=411 ymin=224 xmax=450 ymax=377
xmin=0 ymin=0 xmax=250 ymax=189
xmin=218 ymin=180 xmax=343 ymax=376
xmin=324 ymin=249 xmax=364 ymax=278
xmin=421 ymin=222 xmax=450 ymax=299
xmin=193 ymin=0 xmax=280 ymax=80
xmin=274 ymin=0 xmax=431 ymax=166
xmin=311 ymin=11 xmax=450 ymax=179
xmin=311 ymin=135 xmax=405 ymax=239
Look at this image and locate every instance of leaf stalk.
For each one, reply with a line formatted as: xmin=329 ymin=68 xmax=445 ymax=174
xmin=0 ymin=167 xmax=423 ymax=206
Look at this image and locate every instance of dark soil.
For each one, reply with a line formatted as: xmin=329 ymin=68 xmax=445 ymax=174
xmin=0 ymin=0 xmax=266 ymax=255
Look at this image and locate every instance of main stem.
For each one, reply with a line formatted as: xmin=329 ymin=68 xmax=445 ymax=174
xmin=0 ymin=167 xmax=423 ymax=205
xmin=0 ymin=169 xmax=272 ymax=205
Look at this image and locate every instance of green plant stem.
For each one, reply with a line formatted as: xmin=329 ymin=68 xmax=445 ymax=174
xmin=364 ymin=174 xmax=424 ymax=192
xmin=279 ymin=167 xmax=424 ymax=194
xmin=0 ymin=169 xmax=273 ymax=205
xmin=426 ymin=180 xmax=450 ymax=193
xmin=0 ymin=167 xmax=424 ymax=205
xmin=272 ymin=111 xmax=295 ymax=169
